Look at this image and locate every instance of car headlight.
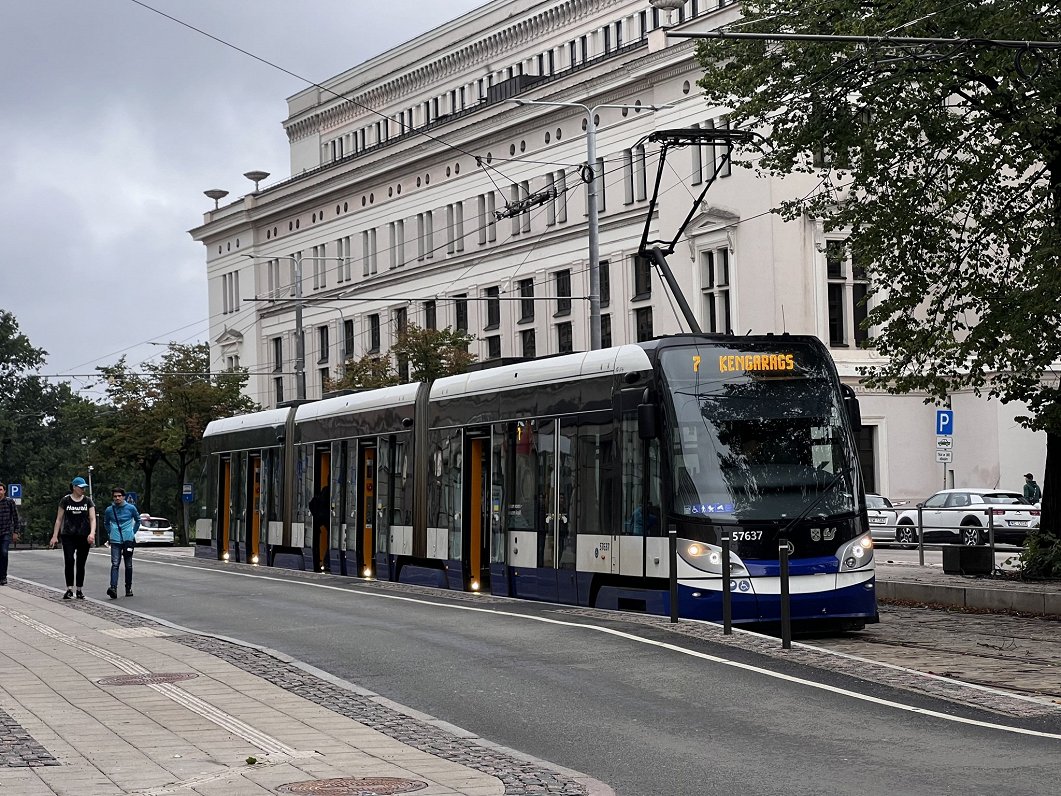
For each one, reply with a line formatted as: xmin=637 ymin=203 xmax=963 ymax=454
xmin=836 ymin=532 xmax=874 ymax=572
xmin=678 ymin=540 xmax=749 ymax=576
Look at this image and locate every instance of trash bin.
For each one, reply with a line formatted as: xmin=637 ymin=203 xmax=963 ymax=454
xmin=942 ymin=545 xmax=993 ymax=576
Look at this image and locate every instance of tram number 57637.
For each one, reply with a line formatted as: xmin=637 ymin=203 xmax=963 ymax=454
xmin=730 ymin=530 xmax=763 ymax=542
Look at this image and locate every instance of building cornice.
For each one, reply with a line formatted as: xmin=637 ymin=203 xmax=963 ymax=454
xmin=285 ymin=0 xmax=626 ymax=142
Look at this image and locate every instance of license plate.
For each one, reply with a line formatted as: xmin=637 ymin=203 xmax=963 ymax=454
xmin=869 ymin=516 xmax=885 ymax=524
xmin=1007 ymin=520 xmax=1028 ymax=527
xmin=153 ymin=531 xmax=164 ymax=536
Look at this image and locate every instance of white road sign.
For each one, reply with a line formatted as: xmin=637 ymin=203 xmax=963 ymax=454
xmin=935 ymin=449 xmax=953 ymax=463
xmin=936 ymin=436 xmax=953 ymax=450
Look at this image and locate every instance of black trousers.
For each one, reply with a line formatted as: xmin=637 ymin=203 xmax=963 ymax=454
xmin=61 ymin=535 xmax=91 ymax=588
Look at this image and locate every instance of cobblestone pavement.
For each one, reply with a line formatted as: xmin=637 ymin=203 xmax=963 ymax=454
xmin=1 ymin=581 xmax=607 ymax=795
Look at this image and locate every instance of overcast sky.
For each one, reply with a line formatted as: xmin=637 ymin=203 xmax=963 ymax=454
xmin=0 ymin=0 xmax=484 ymax=400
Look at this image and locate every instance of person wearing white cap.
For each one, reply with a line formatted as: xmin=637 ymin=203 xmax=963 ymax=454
xmin=49 ymin=476 xmax=96 ymax=599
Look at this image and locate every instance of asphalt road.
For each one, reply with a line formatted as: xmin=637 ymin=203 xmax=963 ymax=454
xmin=10 ymin=547 xmax=1061 ymax=796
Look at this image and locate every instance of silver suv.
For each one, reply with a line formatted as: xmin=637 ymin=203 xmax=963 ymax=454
xmin=894 ymin=488 xmax=1038 ymax=546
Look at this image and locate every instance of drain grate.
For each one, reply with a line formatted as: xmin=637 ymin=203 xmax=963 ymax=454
xmin=278 ymin=777 xmax=428 ymax=795
xmin=97 ymin=673 xmax=198 ymax=686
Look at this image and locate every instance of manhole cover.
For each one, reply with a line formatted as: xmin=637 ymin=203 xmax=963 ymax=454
xmin=97 ymin=673 xmax=198 ymax=686
xmin=278 ymin=777 xmax=428 ymax=795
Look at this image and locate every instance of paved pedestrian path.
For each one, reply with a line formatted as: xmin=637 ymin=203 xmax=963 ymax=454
xmin=0 ymin=583 xmax=609 ymax=796
xmin=877 ymin=560 xmax=1061 ymax=616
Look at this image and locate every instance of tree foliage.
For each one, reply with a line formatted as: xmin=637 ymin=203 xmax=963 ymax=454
xmin=697 ymin=1 xmax=1061 ymax=569
xmin=329 ymin=324 xmax=476 ymax=391
xmin=99 ymin=343 xmax=257 ymax=542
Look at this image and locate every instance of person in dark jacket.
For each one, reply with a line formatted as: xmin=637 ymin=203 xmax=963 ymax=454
xmin=50 ymin=476 xmax=96 ymax=599
xmin=1023 ymin=473 xmax=1042 ymax=504
xmin=0 ymin=483 xmax=22 ymax=585
xmin=104 ymin=487 xmax=141 ymax=599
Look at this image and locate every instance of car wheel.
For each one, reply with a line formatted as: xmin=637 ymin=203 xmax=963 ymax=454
xmin=961 ymin=522 xmax=983 ymax=546
xmin=896 ymin=524 xmax=917 ymax=545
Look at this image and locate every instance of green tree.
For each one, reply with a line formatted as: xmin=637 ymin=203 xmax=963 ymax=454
xmin=329 ymin=324 xmax=477 ymax=391
xmin=391 ymin=324 xmax=477 ymax=382
xmin=0 ymin=310 xmax=107 ymax=541
xmin=99 ymin=343 xmax=257 ymax=543
xmin=697 ymin=2 xmax=1061 ymax=573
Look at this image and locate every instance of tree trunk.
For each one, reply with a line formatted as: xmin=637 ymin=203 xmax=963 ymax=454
xmin=1040 ymin=430 xmax=1060 ymax=536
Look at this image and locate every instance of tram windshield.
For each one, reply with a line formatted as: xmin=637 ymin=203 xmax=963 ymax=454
xmin=659 ymin=343 xmax=856 ymax=522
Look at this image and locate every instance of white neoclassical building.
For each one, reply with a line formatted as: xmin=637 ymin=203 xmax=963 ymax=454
xmin=190 ymin=0 xmax=1044 ymax=503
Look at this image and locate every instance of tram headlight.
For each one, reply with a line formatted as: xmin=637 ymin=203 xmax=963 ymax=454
xmin=678 ymin=540 xmax=748 ymax=576
xmin=836 ymin=532 xmax=874 ymax=572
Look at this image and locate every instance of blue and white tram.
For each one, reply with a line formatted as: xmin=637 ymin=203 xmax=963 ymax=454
xmin=199 ymin=334 xmax=878 ymax=628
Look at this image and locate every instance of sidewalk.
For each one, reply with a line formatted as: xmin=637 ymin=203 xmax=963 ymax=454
xmin=876 ymin=561 xmax=1061 ymax=616
xmin=0 ymin=582 xmax=608 ymax=796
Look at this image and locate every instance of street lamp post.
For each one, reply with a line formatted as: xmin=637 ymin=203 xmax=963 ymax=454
xmin=511 ymin=99 xmax=665 ymax=350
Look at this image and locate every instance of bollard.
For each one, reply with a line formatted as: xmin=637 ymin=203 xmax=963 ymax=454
xmin=988 ymin=509 xmax=996 ymax=570
xmin=721 ymin=530 xmax=732 ymax=635
xmin=779 ymin=536 xmax=792 ymax=650
xmin=668 ymin=524 xmax=679 ymax=624
xmin=917 ymin=504 xmax=925 ymax=566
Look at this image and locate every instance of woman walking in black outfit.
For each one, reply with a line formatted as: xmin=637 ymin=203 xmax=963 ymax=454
xmin=49 ymin=476 xmax=96 ymax=599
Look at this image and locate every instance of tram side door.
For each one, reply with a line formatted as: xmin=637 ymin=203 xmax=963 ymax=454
xmin=355 ymin=442 xmax=377 ymax=578
xmin=464 ymin=432 xmax=491 ymax=591
xmin=312 ymin=447 xmax=331 ymax=573
xmin=217 ymin=456 xmax=231 ymax=560
xmin=247 ymin=453 xmax=262 ymax=564
xmin=331 ymin=441 xmax=347 ymax=576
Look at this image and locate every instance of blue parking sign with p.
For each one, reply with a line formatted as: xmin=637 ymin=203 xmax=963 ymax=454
xmin=936 ymin=409 xmax=954 ymax=436
xmin=8 ymin=484 xmax=22 ymax=499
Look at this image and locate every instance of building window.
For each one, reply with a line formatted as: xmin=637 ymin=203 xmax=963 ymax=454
xmin=272 ymin=337 xmax=283 ymax=372
xmin=477 ymin=195 xmax=489 ymax=245
xmin=519 ymin=278 xmax=535 ymax=322
xmin=311 ymin=244 xmax=326 ymax=289
xmin=622 ymin=149 xmax=634 ymax=205
xmin=390 ymin=221 xmax=405 ymax=269
xmin=633 ymin=255 xmax=652 ymax=299
xmin=319 ymin=367 xmax=330 ymax=392
xmin=556 ymin=171 xmax=568 ymax=223
xmin=690 ymin=122 xmax=702 ymax=185
xmin=343 ymin=319 xmax=354 ymax=360
xmin=417 ymin=213 xmax=428 ymax=260
xmin=701 ymin=248 xmax=731 ymax=334
xmin=368 ymin=314 xmax=381 ymax=353
xmin=599 ymin=260 xmax=610 ymax=307
xmin=509 ymin=185 xmax=521 ymax=236
xmin=826 ymin=240 xmax=870 ymax=347
xmin=486 ymin=336 xmax=501 ymax=360
xmin=718 ymin=117 xmax=733 ymax=178
xmin=555 ymin=269 xmax=572 ymax=316
xmin=601 ymin=314 xmax=612 ymax=348
xmin=318 ymin=325 xmax=329 ymax=364
xmin=557 ymin=322 xmax=573 ymax=354
xmin=274 ymin=377 xmax=283 ymax=405
xmin=453 ymin=202 xmax=464 ymax=252
xmin=424 ymin=300 xmax=437 ymax=330
xmin=485 ymin=286 xmax=501 ymax=330
xmin=395 ymin=307 xmax=409 ymax=381
xmin=454 ymin=294 xmax=469 ymax=332
xmin=635 ymin=307 xmax=653 ymax=342
xmin=336 ymin=238 xmax=352 ymax=282
xmin=266 ymin=259 xmax=282 ymax=298
xmin=634 ymin=144 xmax=647 ymax=202
xmin=362 ymin=229 xmax=377 ymax=275
xmin=521 ymin=329 xmax=536 ymax=359
xmin=545 ymin=174 xmax=557 ymax=226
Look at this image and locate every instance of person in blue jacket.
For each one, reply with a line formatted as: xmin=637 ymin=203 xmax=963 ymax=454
xmin=104 ymin=487 xmax=140 ymax=599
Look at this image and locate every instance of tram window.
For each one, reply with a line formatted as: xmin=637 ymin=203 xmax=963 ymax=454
xmin=576 ymin=419 xmax=617 ymax=536
xmin=620 ymin=412 xmax=661 ymax=535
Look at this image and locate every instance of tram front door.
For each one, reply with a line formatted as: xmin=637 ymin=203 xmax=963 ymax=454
xmin=217 ymin=456 xmax=231 ymax=560
xmin=355 ymin=443 xmax=377 ymax=578
xmin=246 ymin=454 xmax=262 ymax=564
xmin=311 ymin=448 xmax=331 ymax=573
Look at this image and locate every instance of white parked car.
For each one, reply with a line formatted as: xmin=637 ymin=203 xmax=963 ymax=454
xmin=866 ymin=494 xmax=897 ymax=543
xmin=135 ymin=514 xmax=174 ymax=546
xmin=894 ymin=489 xmax=1038 ymax=546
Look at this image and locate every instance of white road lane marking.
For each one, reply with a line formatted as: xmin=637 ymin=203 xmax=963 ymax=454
xmin=42 ymin=556 xmax=1061 ymax=741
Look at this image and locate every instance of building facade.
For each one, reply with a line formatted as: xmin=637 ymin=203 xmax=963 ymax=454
xmin=190 ymin=0 xmax=1044 ymax=503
